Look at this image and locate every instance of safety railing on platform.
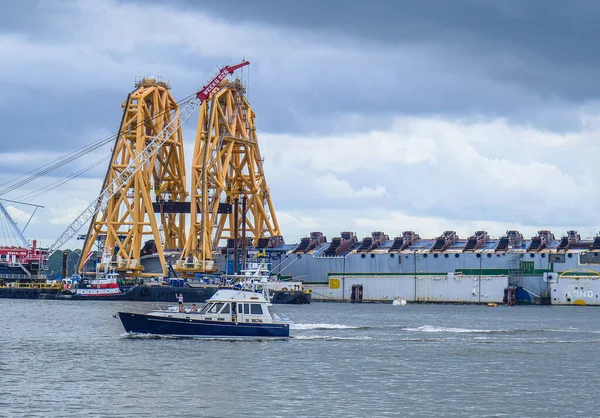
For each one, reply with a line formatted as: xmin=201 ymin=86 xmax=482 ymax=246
xmin=0 ymin=282 xmax=62 ymax=289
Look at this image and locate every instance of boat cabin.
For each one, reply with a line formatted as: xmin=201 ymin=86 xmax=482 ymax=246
xmin=152 ymin=289 xmax=276 ymax=324
xmin=199 ymin=290 xmax=273 ymax=323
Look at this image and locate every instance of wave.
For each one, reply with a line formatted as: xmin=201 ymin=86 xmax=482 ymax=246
xmin=291 ymin=323 xmax=364 ymax=330
xmin=292 ymin=335 xmax=372 ymax=341
xmin=404 ymin=326 xmax=600 ymax=335
xmin=121 ymin=332 xmax=179 ymax=339
xmin=403 ymin=325 xmax=502 ymax=334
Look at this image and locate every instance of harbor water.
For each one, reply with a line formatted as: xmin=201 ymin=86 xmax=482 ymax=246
xmin=2 ymin=299 xmax=599 ymax=417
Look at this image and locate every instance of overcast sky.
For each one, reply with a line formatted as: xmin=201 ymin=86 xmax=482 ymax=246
xmin=2 ymin=0 xmax=600 ymax=249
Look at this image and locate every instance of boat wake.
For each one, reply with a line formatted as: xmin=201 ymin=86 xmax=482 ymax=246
xmin=403 ymin=325 xmax=503 ymax=334
xmin=402 ymin=326 xmax=600 ymax=336
xmin=291 ymin=323 xmax=365 ymax=330
xmin=292 ymin=335 xmax=372 ymax=341
xmin=121 ymin=332 xmax=178 ymax=339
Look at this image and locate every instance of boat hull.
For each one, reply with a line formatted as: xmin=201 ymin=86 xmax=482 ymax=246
xmin=118 ymin=312 xmax=290 ymax=338
xmin=271 ymin=290 xmax=311 ymax=304
xmin=0 ymin=287 xmax=61 ymax=299
xmin=1 ymin=285 xmax=218 ymax=302
xmin=549 ymin=276 xmax=600 ymax=305
xmin=71 ymin=292 xmax=129 ymax=301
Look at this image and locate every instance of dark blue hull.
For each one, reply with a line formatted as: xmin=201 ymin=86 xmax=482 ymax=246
xmin=271 ymin=290 xmax=312 ymax=304
xmin=51 ymin=285 xmax=218 ymax=302
xmin=0 ymin=287 xmax=61 ymax=299
xmin=118 ymin=312 xmax=290 ymax=338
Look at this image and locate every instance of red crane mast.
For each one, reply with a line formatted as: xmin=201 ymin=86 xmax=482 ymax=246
xmin=196 ymin=61 xmax=250 ymax=102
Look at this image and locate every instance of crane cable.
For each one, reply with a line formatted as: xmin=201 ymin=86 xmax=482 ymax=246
xmin=0 ymin=134 xmax=116 ymax=196
xmin=14 ymin=156 xmax=111 ymax=202
xmin=0 ymin=91 xmax=197 ymax=197
xmin=0 ymin=212 xmax=7 ymax=245
xmin=0 ymin=207 xmax=20 ymax=247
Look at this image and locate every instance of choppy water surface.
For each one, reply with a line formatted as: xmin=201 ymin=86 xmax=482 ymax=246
xmin=2 ymin=300 xmax=599 ymax=417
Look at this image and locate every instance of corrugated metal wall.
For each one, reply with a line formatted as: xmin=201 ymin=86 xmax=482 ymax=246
xmin=306 ymin=273 xmax=508 ymax=303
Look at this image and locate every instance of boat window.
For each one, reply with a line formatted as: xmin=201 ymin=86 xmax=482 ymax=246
xmin=244 ymin=303 xmax=250 ymax=314
xmin=199 ymin=303 xmax=213 ymax=314
xmin=209 ymin=302 xmax=224 ymax=313
xmin=238 ymin=303 xmax=243 ymax=314
xmin=250 ymin=304 xmax=263 ymax=315
xmin=219 ymin=303 xmax=231 ymax=314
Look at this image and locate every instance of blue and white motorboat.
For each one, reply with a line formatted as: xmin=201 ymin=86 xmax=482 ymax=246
xmin=117 ymin=289 xmax=290 ymax=338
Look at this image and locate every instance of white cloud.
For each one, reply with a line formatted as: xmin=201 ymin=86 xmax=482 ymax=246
xmin=316 ymin=173 xmax=388 ymax=198
xmin=264 ymin=129 xmax=436 ymax=175
xmin=4 ymin=205 xmax=38 ymax=227
xmin=276 ymin=212 xmax=319 ymax=233
xmin=10 ymin=110 xmax=590 ymax=249
xmin=260 ymin=114 xmax=600 ymax=242
xmin=0 ymin=204 xmax=39 ymax=246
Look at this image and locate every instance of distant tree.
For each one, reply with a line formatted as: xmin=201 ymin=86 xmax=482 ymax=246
xmin=46 ymin=251 xmax=63 ymax=279
xmin=45 ymin=249 xmax=84 ymax=279
xmin=67 ymin=249 xmax=82 ymax=275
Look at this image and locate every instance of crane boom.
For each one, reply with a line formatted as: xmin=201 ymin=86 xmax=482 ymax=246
xmin=47 ymin=61 xmax=250 ymax=255
xmin=0 ymin=200 xmax=28 ymax=247
xmin=197 ymin=61 xmax=249 ymax=102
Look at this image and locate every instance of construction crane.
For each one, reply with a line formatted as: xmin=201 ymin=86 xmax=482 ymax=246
xmin=76 ymin=78 xmax=189 ymax=276
xmin=47 ymin=61 xmax=250 ymax=270
xmin=177 ymin=77 xmax=283 ymax=275
xmin=0 ymin=198 xmax=43 ymax=248
xmin=0 ymin=198 xmax=47 ymax=277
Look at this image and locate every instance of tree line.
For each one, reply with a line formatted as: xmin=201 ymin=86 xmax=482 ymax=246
xmin=45 ymin=249 xmax=87 ymax=279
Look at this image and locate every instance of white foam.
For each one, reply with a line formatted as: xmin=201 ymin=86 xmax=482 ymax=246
xmin=291 ymin=323 xmax=360 ymax=330
xmin=121 ymin=332 xmax=172 ymax=339
xmin=292 ymin=335 xmax=372 ymax=341
xmin=403 ymin=325 xmax=495 ymax=333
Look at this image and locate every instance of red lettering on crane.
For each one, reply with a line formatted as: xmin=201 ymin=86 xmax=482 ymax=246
xmin=196 ymin=61 xmax=250 ymax=102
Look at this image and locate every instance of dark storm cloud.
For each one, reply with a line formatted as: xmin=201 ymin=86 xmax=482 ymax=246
xmin=114 ymin=0 xmax=600 ymax=137
xmin=172 ymin=0 xmax=600 ymax=101
xmin=2 ymin=0 xmax=600 ymax=156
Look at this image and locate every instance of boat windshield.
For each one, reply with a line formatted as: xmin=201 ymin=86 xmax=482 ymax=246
xmin=199 ymin=303 xmax=213 ymax=314
xmin=207 ymin=302 xmax=225 ymax=314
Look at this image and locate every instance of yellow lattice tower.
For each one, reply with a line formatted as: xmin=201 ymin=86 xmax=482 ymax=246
xmin=178 ymin=79 xmax=282 ymax=273
xmin=79 ymin=78 xmax=187 ymax=277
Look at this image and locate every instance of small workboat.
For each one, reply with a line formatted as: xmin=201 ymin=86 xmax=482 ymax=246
xmin=117 ymin=289 xmax=291 ymax=339
xmin=222 ymin=261 xmax=311 ymax=304
xmin=72 ymin=270 xmax=125 ymax=299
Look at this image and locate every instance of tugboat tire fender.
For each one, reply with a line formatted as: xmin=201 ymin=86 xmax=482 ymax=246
xmin=141 ymin=286 xmax=151 ymax=296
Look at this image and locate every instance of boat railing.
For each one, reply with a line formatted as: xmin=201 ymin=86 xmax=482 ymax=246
xmin=116 ymin=302 xmax=172 ymax=315
xmin=116 ymin=302 xmax=211 ymax=316
xmin=0 ymin=281 xmax=62 ymax=289
xmin=0 ymin=273 xmax=35 ymax=281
